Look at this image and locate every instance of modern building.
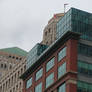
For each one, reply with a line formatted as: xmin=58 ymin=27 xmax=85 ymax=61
xmin=26 ymin=43 xmax=48 ymax=69
xmin=56 ymin=8 xmax=92 ymax=41
xmin=21 ymin=8 xmax=92 ymax=92
xmin=0 ymin=47 xmax=28 ymax=92
xmin=42 ymin=13 xmax=64 ymax=45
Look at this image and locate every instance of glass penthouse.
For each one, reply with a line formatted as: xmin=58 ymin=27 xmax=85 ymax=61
xmin=26 ymin=43 xmax=48 ymax=69
xmin=57 ymin=7 xmax=92 ymax=41
xmin=21 ymin=8 xmax=92 ymax=92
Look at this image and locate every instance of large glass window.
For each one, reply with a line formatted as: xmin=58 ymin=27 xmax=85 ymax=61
xmin=58 ymin=47 xmax=67 ymax=62
xmin=78 ymin=43 xmax=92 ymax=57
xmin=26 ymin=44 xmax=48 ymax=69
xmin=26 ymin=77 xmax=32 ymax=89
xmin=58 ymin=83 xmax=66 ymax=92
xmin=77 ymin=81 xmax=92 ymax=92
xmin=57 ymin=8 xmax=92 ymax=41
xmin=58 ymin=62 xmax=66 ymax=79
xmin=78 ymin=60 xmax=92 ymax=76
xmin=46 ymin=57 xmax=55 ymax=72
xmin=46 ymin=73 xmax=54 ymax=88
xmin=35 ymin=82 xmax=42 ymax=92
xmin=36 ymin=68 xmax=43 ymax=81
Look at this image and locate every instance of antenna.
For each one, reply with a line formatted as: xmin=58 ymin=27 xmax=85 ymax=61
xmin=64 ymin=4 xmax=68 ymax=14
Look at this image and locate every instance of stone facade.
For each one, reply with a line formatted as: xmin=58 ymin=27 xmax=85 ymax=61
xmin=0 ymin=47 xmax=27 ymax=92
xmin=0 ymin=51 xmax=25 ymax=78
xmin=0 ymin=57 xmax=26 ymax=92
xmin=42 ymin=13 xmax=64 ymax=45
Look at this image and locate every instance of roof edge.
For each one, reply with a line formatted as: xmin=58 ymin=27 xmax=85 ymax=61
xmin=20 ymin=31 xmax=81 ymax=80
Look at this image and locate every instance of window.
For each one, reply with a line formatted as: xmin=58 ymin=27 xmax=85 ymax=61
xmin=48 ymin=28 xmax=51 ymax=33
xmin=78 ymin=43 xmax=92 ymax=57
xmin=20 ymin=58 xmax=22 ymax=60
xmin=4 ymin=64 xmax=7 ymax=69
xmin=13 ymin=87 xmax=15 ymax=92
xmin=36 ymin=68 xmax=43 ymax=81
xmin=78 ymin=60 xmax=92 ymax=76
xmin=26 ymin=77 xmax=32 ymax=89
xmin=45 ymin=31 xmax=47 ymax=36
xmin=58 ymin=47 xmax=67 ymax=61
xmin=9 ymin=55 xmax=11 ymax=58
xmin=77 ymin=81 xmax=92 ymax=92
xmin=1 ymin=64 xmax=3 ymax=68
xmin=14 ymin=73 xmax=16 ymax=82
xmin=16 ymin=57 xmax=18 ymax=60
xmin=57 ymin=8 xmax=92 ymax=41
xmin=9 ymin=79 xmax=10 ymax=87
xmin=16 ymin=85 xmax=18 ymax=90
xmin=58 ymin=62 xmax=66 ymax=79
xmin=46 ymin=41 xmax=48 ymax=44
xmin=58 ymin=83 xmax=66 ymax=92
xmin=46 ymin=72 xmax=54 ymax=88
xmin=46 ymin=57 xmax=55 ymax=72
xmin=10 ymin=65 xmax=12 ymax=69
xmin=21 ymin=68 xmax=23 ymax=74
xmin=12 ymin=56 xmax=15 ymax=59
xmin=19 ymin=82 xmax=21 ymax=88
xmin=18 ymin=71 xmax=20 ymax=77
xmin=35 ymin=82 xmax=42 ymax=92
xmin=0 ymin=72 xmax=2 ymax=76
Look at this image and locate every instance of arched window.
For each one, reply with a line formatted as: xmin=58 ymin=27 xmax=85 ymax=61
xmin=12 ymin=56 xmax=15 ymax=59
xmin=1 ymin=64 xmax=3 ymax=68
xmin=10 ymin=65 xmax=12 ymax=69
xmin=4 ymin=64 xmax=7 ymax=69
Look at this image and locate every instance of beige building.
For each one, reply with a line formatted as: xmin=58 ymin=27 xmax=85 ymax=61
xmin=42 ymin=13 xmax=64 ymax=45
xmin=0 ymin=47 xmax=28 ymax=92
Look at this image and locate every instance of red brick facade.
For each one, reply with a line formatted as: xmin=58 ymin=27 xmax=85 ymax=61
xmin=22 ymin=37 xmax=79 ymax=92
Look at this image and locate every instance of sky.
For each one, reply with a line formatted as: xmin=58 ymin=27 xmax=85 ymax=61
xmin=0 ymin=0 xmax=92 ymax=52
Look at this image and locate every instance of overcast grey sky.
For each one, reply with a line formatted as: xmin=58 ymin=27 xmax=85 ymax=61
xmin=0 ymin=0 xmax=92 ymax=51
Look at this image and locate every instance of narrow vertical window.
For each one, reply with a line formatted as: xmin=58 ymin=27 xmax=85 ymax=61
xmin=58 ymin=62 xmax=66 ymax=79
xmin=26 ymin=77 xmax=32 ymax=89
xmin=36 ymin=68 xmax=43 ymax=81
xmin=35 ymin=82 xmax=42 ymax=92
xmin=46 ymin=73 xmax=54 ymax=88
xmin=77 ymin=81 xmax=92 ymax=92
xmin=58 ymin=47 xmax=67 ymax=61
xmin=46 ymin=57 xmax=55 ymax=72
xmin=58 ymin=83 xmax=66 ymax=92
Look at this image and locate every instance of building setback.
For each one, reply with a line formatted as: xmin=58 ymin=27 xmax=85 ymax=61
xmin=21 ymin=8 xmax=92 ymax=92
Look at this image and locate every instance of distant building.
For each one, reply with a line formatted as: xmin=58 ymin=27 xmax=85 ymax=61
xmin=42 ymin=13 xmax=64 ymax=45
xmin=0 ymin=47 xmax=28 ymax=92
xmin=0 ymin=47 xmax=27 ymax=78
xmin=21 ymin=8 xmax=92 ymax=92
